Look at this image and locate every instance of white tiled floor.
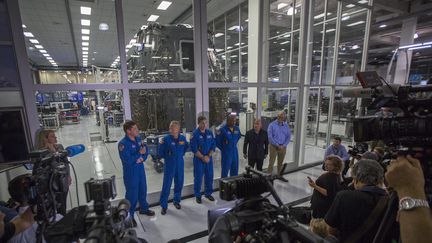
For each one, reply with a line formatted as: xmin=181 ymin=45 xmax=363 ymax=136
xmin=57 ymin=114 xmax=326 ymax=210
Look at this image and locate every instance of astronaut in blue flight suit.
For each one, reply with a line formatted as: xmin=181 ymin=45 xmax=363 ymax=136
xmin=190 ymin=116 xmax=216 ymax=204
xmin=158 ymin=121 xmax=189 ymax=215
xmin=216 ymin=114 xmax=241 ymax=178
xmin=118 ymin=121 xmax=155 ymax=226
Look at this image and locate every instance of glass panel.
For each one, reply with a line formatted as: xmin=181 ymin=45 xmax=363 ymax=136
xmin=269 ymin=0 xmax=293 ymax=38
xmin=123 ymin=0 xmax=195 ymax=83
xmin=304 ymin=87 xmax=330 ymax=164
xmin=336 ymin=2 xmax=367 ymax=85
xmin=291 ymin=31 xmax=299 ymax=82
xmin=268 ymin=34 xmax=291 ymax=83
xmin=19 ymin=0 xmax=120 ymax=83
xmin=35 ymin=90 xmax=125 ymax=207
xmin=322 ymin=20 xmax=336 ymax=84
xmin=311 ymin=24 xmax=323 ymax=85
xmin=36 ymin=68 xmax=120 ymax=84
xmin=0 ymin=46 xmax=20 ymax=88
xmin=293 ymin=0 xmax=302 ymax=31
xmin=226 ymin=7 xmax=240 ymax=82
xmin=331 ymin=88 xmax=356 ymax=143
xmin=240 ymin=2 xmax=248 ymax=82
xmin=261 ymin=88 xmax=298 ymax=165
xmin=0 ymin=0 xmax=11 ymax=42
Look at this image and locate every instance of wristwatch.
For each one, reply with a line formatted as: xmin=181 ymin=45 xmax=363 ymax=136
xmin=399 ymin=197 xmax=430 ymax=211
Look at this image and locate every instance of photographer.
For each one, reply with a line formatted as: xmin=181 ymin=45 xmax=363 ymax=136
xmin=385 ymin=155 xmax=432 ymax=243
xmin=324 ymin=159 xmax=387 ymax=242
xmin=36 ymin=130 xmax=70 ymax=215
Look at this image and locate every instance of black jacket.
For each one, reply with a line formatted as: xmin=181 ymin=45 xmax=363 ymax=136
xmin=243 ymin=129 xmax=269 ymax=160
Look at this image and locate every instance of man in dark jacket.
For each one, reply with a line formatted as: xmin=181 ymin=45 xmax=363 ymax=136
xmin=243 ymin=118 xmax=269 ymax=171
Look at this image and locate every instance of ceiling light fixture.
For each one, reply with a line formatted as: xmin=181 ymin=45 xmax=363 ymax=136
xmin=40 ymin=50 xmax=47 ymax=53
xmin=99 ymin=23 xmax=109 ymax=31
xmin=22 ymin=24 xmax=27 ymax=28
xmin=43 ymin=54 xmax=50 ymax=57
xmin=82 ymin=36 xmax=90 ymax=41
xmin=81 ymin=19 xmax=91 ymax=26
xmin=346 ymin=4 xmax=355 ymax=8
xmin=277 ymin=3 xmax=288 ymax=9
xmin=82 ymin=42 xmax=89 ymax=46
xmin=83 ymin=51 xmax=88 ymax=55
xmin=82 ymin=47 xmax=88 ymax=51
xmin=35 ymin=45 xmax=44 ymax=49
xmin=82 ymin=29 xmax=90 ymax=35
xmin=358 ymin=0 xmax=368 ymax=4
xmin=23 ymin=32 xmax=34 ymax=37
xmin=47 ymin=57 xmax=53 ymax=60
xmin=80 ymin=6 xmax=91 ymax=15
xmin=379 ymin=24 xmax=387 ymax=28
xmin=341 ymin=15 xmax=350 ymax=21
xmin=215 ymin=33 xmax=224 ymax=37
xmin=157 ymin=1 xmax=172 ymax=10
xmin=414 ymin=33 xmax=419 ymax=39
xmin=347 ymin=21 xmax=365 ymax=27
xmin=29 ymin=39 xmax=39 ymax=44
xmin=351 ymin=44 xmax=359 ymax=49
xmin=147 ymin=15 xmax=159 ymax=22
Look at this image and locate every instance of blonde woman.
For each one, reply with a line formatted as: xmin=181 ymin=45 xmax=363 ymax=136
xmin=36 ymin=130 xmax=70 ymax=215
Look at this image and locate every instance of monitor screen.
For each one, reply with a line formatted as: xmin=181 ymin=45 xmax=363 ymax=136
xmin=0 ymin=108 xmax=31 ymax=164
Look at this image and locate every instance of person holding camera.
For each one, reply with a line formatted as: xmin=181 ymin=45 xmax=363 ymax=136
xmin=191 ymin=116 xmax=216 ymax=204
xmin=159 ymin=121 xmax=189 ymax=215
xmin=118 ymin=120 xmax=155 ymax=225
xmin=386 ymin=155 xmax=432 ymax=243
xmin=243 ymin=118 xmax=268 ymax=171
xmin=36 ymin=130 xmax=70 ymax=215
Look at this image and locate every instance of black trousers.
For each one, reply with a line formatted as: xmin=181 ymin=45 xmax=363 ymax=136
xmin=248 ymin=159 xmax=264 ymax=171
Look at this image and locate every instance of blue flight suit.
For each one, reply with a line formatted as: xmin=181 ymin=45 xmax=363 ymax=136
xmin=158 ymin=134 xmax=189 ymax=209
xmin=216 ymin=125 xmax=241 ymax=177
xmin=190 ymin=128 xmax=216 ymax=198
xmin=118 ymin=136 xmax=149 ymax=217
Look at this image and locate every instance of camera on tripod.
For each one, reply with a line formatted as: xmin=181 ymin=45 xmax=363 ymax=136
xmin=44 ymin=176 xmax=141 ymax=243
xmin=208 ymin=166 xmax=335 ymax=243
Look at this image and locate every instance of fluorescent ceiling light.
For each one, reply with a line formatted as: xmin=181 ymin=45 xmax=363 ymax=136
xmin=126 ymin=44 xmax=133 ymax=48
xmin=82 ymin=47 xmax=88 ymax=51
xmin=83 ymin=55 xmax=88 ymax=58
xmin=81 ymin=29 xmax=90 ymax=35
xmin=83 ymin=51 xmax=88 ymax=55
xmin=47 ymin=57 xmax=53 ymax=60
xmin=347 ymin=21 xmax=365 ymax=27
xmin=227 ymin=46 xmax=233 ymax=50
xmin=22 ymin=24 xmax=27 ymax=28
xmin=82 ymin=36 xmax=89 ymax=41
xmin=40 ymin=50 xmax=47 ymax=53
xmin=423 ymin=41 xmax=432 ymax=45
xmin=29 ymin=39 xmax=39 ymax=44
xmin=80 ymin=6 xmax=91 ymax=15
xmin=326 ymin=28 xmax=336 ymax=33
xmin=215 ymin=33 xmax=224 ymax=37
xmin=147 ymin=15 xmax=159 ymax=22
xmin=82 ymin=42 xmax=89 ymax=46
xmin=23 ymin=32 xmax=34 ymax=37
xmin=280 ymin=40 xmax=290 ymax=45
xmin=43 ymin=54 xmax=50 ymax=57
xmin=157 ymin=1 xmax=172 ymax=10
xmin=245 ymin=19 xmax=249 ymax=22
xmin=358 ymin=0 xmax=368 ymax=3
xmin=99 ymin=23 xmax=109 ymax=31
xmin=234 ymin=42 xmax=245 ymax=46
xmin=277 ymin=3 xmax=288 ymax=9
xmin=346 ymin=4 xmax=355 ymax=8
xmin=408 ymin=45 xmax=431 ymax=51
xmin=228 ymin=25 xmax=239 ymax=31
xmin=341 ymin=15 xmax=350 ymax=21
xmin=81 ymin=19 xmax=91 ymax=26
xmin=399 ymin=43 xmax=422 ymax=49
xmin=35 ymin=45 xmax=44 ymax=49
xmin=379 ymin=24 xmax=387 ymax=28
xmin=414 ymin=33 xmax=419 ymax=39
xmin=351 ymin=44 xmax=359 ymax=50
xmin=230 ymin=55 xmax=238 ymax=58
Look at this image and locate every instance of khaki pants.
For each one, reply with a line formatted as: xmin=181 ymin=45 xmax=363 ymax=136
xmin=268 ymin=145 xmax=286 ymax=174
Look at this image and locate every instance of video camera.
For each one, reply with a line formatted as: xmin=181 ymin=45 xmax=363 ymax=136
xmin=44 ymin=176 xmax=141 ymax=243
xmin=208 ymin=166 xmax=335 ymax=243
xmin=342 ymin=71 xmax=432 ymax=242
xmin=347 ymin=142 xmax=369 ymax=158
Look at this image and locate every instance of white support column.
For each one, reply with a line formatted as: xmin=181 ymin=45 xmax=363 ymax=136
xmin=258 ymin=0 xmax=270 ymax=118
xmin=114 ymin=0 xmax=131 ymax=120
xmin=394 ymin=17 xmax=417 ymax=85
xmin=193 ymin=0 xmax=208 ymax=119
xmin=7 ymin=0 xmax=40 ymax=144
xmin=247 ymin=0 xmax=263 ymax=114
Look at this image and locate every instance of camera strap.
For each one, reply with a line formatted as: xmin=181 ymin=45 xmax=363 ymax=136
xmin=345 ymin=195 xmax=389 ymax=243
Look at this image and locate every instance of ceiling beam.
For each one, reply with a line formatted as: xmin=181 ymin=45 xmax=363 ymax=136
xmin=374 ymin=0 xmax=409 ymax=14
xmin=65 ymin=0 xmax=80 ymax=67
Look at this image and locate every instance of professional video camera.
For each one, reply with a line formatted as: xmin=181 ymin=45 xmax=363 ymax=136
xmin=347 ymin=142 xmax=369 ymax=158
xmin=208 ymin=166 xmax=335 ymax=243
xmin=44 ymin=176 xmax=142 ymax=243
xmin=342 ymin=71 xmax=432 ymax=242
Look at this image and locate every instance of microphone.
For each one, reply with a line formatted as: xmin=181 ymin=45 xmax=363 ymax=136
xmin=115 ymin=199 xmax=131 ymax=221
xmin=342 ymin=84 xmax=400 ymax=98
xmin=65 ymin=144 xmax=85 ymax=157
